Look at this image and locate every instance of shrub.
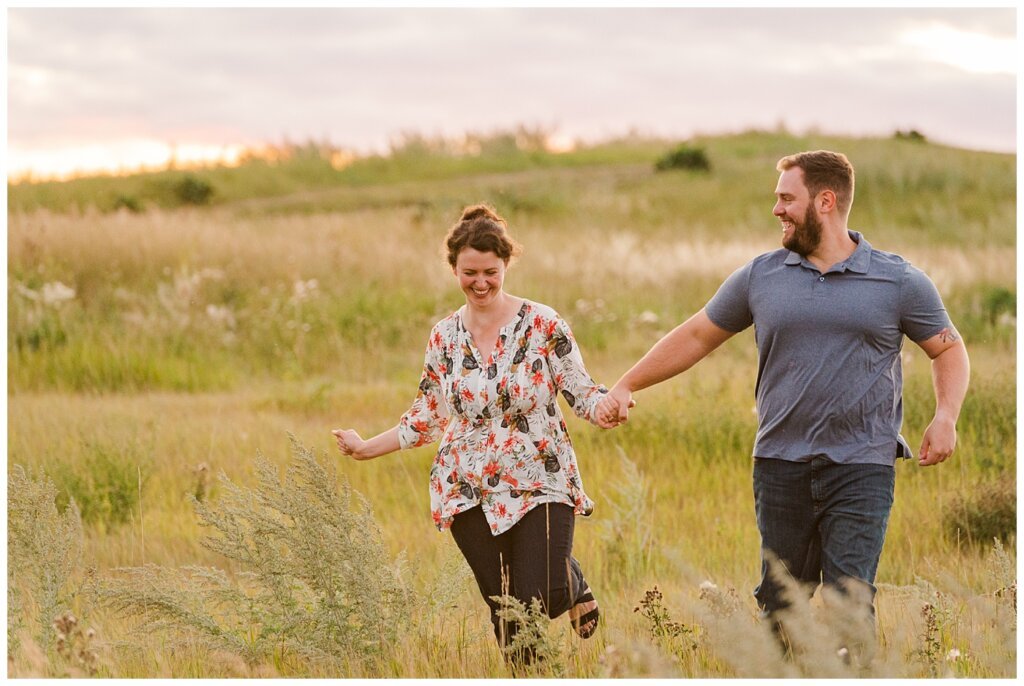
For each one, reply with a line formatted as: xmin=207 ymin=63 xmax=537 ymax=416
xmin=894 ymin=129 xmax=928 ymax=143
xmin=91 ymin=438 xmax=415 ymax=669
xmin=112 ymin=194 xmax=144 ymax=213
xmin=981 ymin=286 xmax=1015 ymax=325
xmin=174 ymin=175 xmax=214 ymax=205
xmin=655 ymin=144 xmax=711 ymax=172
xmin=49 ymin=439 xmax=148 ymax=527
xmin=945 ymin=480 xmax=1016 ymax=545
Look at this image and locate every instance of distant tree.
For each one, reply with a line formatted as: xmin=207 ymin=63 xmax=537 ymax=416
xmin=174 ymin=175 xmax=214 ymax=205
xmin=655 ymin=144 xmax=711 ymax=172
xmin=894 ymin=129 xmax=928 ymax=143
xmin=113 ymin=194 xmax=144 ymax=213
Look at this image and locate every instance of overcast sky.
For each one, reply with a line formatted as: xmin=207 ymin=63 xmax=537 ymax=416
xmin=7 ymin=7 xmax=1018 ymax=178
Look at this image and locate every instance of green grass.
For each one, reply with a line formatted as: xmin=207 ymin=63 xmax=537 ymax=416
xmin=7 ymin=130 xmax=1016 ymax=677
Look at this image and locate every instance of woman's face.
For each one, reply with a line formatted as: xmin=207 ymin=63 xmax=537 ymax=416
xmin=454 ymin=247 xmax=506 ymax=308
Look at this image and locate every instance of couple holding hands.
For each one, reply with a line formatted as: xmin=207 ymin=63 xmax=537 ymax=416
xmin=332 ymin=150 xmax=969 ymax=667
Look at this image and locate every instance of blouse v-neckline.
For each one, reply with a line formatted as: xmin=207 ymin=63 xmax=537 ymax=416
xmin=460 ymin=300 xmax=529 ymax=364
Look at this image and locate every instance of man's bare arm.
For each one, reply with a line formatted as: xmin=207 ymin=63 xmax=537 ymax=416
xmin=914 ymin=327 xmax=969 ymax=466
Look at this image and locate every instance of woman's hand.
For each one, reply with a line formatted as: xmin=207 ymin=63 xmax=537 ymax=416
xmin=593 ymin=393 xmax=635 ymax=429
xmin=332 ymin=429 xmax=370 ymax=459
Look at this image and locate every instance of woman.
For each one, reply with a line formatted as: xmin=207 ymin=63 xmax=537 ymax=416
xmin=332 ymin=204 xmax=608 ymax=663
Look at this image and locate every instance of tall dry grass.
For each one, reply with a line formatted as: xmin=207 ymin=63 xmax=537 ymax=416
xmin=7 ymin=132 xmax=1015 ymax=676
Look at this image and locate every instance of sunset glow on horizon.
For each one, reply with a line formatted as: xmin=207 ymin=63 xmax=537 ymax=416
xmin=7 ymin=140 xmax=251 ymax=182
xmin=7 ymin=7 xmax=1017 ymax=183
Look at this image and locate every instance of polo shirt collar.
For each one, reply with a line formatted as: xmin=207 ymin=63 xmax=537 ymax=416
xmin=784 ymin=230 xmax=872 ymax=273
xmin=844 ymin=231 xmax=872 ymax=273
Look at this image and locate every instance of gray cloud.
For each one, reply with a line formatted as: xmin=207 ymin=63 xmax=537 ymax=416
xmin=8 ymin=7 xmax=1017 ymax=156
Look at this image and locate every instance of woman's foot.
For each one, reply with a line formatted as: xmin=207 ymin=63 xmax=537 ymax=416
xmin=569 ymin=585 xmax=600 ymax=639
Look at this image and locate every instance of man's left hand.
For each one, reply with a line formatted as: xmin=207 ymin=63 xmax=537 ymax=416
xmin=918 ymin=416 xmax=957 ymax=466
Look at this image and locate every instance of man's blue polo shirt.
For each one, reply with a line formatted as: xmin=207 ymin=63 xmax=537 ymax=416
xmin=705 ymin=231 xmax=952 ymax=465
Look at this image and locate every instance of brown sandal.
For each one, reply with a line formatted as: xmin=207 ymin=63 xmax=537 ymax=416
xmin=570 ymin=586 xmax=600 ymax=639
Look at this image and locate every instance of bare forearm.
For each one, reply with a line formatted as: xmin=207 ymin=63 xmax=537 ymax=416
xmin=615 ymin=309 xmax=732 ymax=393
xmin=931 ymin=341 xmax=970 ymax=422
xmin=362 ymin=426 xmax=401 ymax=458
xmin=337 ymin=425 xmax=402 ymax=461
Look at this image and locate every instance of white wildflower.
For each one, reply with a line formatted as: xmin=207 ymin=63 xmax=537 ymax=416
xmin=291 ymin=278 xmax=319 ymax=303
xmin=699 ymin=580 xmax=718 ymax=592
xmin=636 ymin=310 xmax=660 ymax=324
xmin=172 ymin=271 xmax=202 ymax=301
xmin=946 ymin=648 xmax=961 ymax=662
xmin=41 ymin=281 xmax=76 ymax=305
xmin=206 ymin=304 xmax=236 ymax=328
xmin=14 ymin=283 xmax=40 ymax=301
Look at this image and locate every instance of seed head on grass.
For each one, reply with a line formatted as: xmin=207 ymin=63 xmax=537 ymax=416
xmin=7 ymin=465 xmax=85 ymax=653
xmin=91 ymin=437 xmax=415 ymax=670
xmin=596 ymin=630 xmax=681 ymax=678
xmin=985 ymin=537 xmax=1016 ymax=618
xmin=691 ymin=559 xmax=890 ymax=678
xmin=598 ymin=449 xmax=655 ymax=578
xmin=493 ymin=594 xmax=565 ymax=676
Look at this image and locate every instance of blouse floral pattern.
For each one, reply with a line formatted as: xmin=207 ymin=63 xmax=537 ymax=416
xmin=398 ymin=300 xmax=607 ymax=535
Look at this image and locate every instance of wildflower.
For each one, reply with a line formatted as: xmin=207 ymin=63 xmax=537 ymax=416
xmin=15 ymin=280 xmax=76 ymax=305
xmin=699 ymin=580 xmax=718 ymax=592
xmin=291 ymin=278 xmax=319 ymax=303
xmin=636 ymin=310 xmax=660 ymax=324
xmin=206 ymin=304 xmax=236 ymax=328
xmin=946 ymin=648 xmax=961 ymax=662
xmin=42 ymin=281 xmax=76 ymax=305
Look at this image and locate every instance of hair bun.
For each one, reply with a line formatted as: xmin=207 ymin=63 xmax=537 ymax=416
xmin=460 ymin=204 xmax=503 ymax=225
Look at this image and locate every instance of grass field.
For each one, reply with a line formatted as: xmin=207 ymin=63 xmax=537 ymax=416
xmin=7 ymin=130 xmax=1016 ymax=677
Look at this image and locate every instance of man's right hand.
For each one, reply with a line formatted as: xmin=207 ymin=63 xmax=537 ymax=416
xmin=595 ymin=385 xmax=634 ymax=428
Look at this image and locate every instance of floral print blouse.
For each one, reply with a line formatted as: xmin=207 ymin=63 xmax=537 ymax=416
xmin=398 ymin=300 xmax=607 ymax=535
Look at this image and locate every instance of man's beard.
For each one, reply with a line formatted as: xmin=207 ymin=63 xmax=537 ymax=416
xmin=782 ymin=205 xmax=823 ymax=256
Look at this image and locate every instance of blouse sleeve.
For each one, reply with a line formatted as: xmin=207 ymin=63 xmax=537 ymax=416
xmin=398 ymin=329 xmax=450 ymax=449
xmin=545 ymin=314 xmax=607 ymax=423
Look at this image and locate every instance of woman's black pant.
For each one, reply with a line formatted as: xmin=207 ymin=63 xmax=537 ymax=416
xmin=450 ymin=503 xmax=586 ymax=661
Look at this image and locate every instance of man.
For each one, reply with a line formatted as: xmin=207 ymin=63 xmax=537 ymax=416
xmin=598 ymin=150 xmax=970 ymax=659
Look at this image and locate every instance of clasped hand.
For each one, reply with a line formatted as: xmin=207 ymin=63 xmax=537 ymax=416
xmin=594 ymin=387 xmax=635 ymax=429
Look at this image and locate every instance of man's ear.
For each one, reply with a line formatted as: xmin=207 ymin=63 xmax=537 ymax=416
xmin=818 ymin=189 xmax=838 ymax=213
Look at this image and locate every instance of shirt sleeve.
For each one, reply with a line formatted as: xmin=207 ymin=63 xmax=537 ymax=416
xmin=397 ymin=329 xmax=450 ymax=449
xmin=898 ymin=263 xmax=953 ymax=342
xmin=546 ymin=314 xmax=607 ymax=423
xmin=705 ymin=261 xmax=754 ymax=333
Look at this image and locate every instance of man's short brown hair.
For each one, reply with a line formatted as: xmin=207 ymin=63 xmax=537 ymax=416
xmin=777 ymin=150 xmax=855 ymax=215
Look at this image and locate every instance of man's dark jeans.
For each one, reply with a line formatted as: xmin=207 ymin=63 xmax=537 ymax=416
xmin=752 ymin=456 xmax=895 ymax=629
